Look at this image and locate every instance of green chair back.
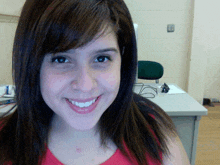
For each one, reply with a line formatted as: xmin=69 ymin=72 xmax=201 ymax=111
xmin=138 ymin=61 xmax=164 ymax=80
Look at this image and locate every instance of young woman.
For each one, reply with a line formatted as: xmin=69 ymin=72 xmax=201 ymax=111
xmin=0 ymin=0 xmax=190 ymax=164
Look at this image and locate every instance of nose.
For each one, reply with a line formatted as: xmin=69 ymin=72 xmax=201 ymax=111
xmin=71 ymin=66 xmax=96 ymax=92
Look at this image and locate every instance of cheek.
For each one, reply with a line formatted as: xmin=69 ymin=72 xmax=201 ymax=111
xmin=102 ymin=74 xmax=120 ymax=87
xmin=99 ymin=68 xmax=121 ymax=90
xmin=40 ymin=69 xmax=66 ymax=96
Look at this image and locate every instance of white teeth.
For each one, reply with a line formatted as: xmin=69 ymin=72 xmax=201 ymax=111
xmin=70 ymin=98 xmax=96 ymax=108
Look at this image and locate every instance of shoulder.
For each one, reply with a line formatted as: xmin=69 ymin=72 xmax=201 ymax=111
xmin=133 ymin=93 xmax=190 ymax=165
xmin=162 ymin=135 xmax=191 ymax=165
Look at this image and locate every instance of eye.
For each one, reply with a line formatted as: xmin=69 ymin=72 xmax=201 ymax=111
xmin=51 ymin=56 xmax=69 ymax=63
xmin=95 ymin=56 xmax=111 ymax=63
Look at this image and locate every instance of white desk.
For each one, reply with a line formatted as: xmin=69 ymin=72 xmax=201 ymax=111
xmin=133 ymin=83 xmax=208 ymax=165
xmin=0 ymin=98 xmax=16 ymax=116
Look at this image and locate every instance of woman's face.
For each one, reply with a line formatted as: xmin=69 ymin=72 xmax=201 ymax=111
xmin=40 ymin=27 xmax=121 ymax=130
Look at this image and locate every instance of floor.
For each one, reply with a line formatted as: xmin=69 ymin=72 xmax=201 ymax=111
xmin=195 ymin=103 xmax=220 ymax=165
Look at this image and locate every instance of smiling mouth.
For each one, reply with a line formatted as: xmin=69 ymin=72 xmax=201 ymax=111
xmin=68 ymin=97 xmax=98 ymax=108
xmin=66 ymin=96 xmax=101 ymax=114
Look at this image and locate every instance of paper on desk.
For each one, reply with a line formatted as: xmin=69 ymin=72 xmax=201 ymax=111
xmin=166 ymin=85 xmax=186 ymax=94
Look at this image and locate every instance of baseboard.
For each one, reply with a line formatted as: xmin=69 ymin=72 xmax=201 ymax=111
xmin=213 ymin=102 xmax=220 ymax=106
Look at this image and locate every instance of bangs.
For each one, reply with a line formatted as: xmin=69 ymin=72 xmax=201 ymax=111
xmin=35 ymin=0 xmax=118 ymax=54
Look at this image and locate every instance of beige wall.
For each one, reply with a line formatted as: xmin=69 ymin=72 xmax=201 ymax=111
xmin=125 ymin=0 xmax=193 ymax=91
xmin=0 ymin=0 xmax=219 ymax=103
xmin=125 ymin=0 xmax=220 ymax=103
xmin=0 ymin=0 xmax=24 ymax=16
xmin=188 ymin=0 xmax=220 ymax=103
xmin=0 ymin=15 xmax=18 ymax=84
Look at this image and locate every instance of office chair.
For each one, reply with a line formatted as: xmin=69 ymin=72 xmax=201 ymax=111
xmin=138 ymin=60 xmax=164 ymax=84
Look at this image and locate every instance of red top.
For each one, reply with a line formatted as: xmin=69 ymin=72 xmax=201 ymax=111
xmin=41 ymin=114 xmax=162 ymax=164
xmin=2 ymin=115 xmax=162 ymax=165
xmin=4 ymin=144 xmax=161 ymax=165
xmin=41 ymin=143 xmax=162 ymax=165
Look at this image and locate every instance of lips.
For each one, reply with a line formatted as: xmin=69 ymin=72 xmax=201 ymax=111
xmin=66 ymin=96 xmax=101 ymax=114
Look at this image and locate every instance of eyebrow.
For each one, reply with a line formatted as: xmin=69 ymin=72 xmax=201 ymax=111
xmin=92 ymin=48 xmax=119 ymax=54
xmin=56 ymin=48 xmax=119 ymax=55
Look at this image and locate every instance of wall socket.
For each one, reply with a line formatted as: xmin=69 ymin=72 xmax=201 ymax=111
xmin=167 ymin=24 xmax=175 ymax=32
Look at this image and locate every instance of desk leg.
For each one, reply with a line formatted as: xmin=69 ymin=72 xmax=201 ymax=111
xmin=191 ymin=116 xmax=201 ymax=165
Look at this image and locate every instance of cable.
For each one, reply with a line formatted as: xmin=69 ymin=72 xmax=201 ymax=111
xmin=134 ymin=84 xmax=158 ymax=99
xmin=0 ymin=91 xmax=6 ymax=98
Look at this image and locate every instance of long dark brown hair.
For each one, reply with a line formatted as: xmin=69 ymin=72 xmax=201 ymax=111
xmin=0 ymin=0 xmax=177 ymax=164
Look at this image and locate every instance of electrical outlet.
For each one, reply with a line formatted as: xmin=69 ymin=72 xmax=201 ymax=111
xmin=167 ymin=24 xmax=175 ymax=32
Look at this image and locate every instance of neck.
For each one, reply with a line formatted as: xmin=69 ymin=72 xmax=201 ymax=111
xmin=47 ymin=114 xmax=118 ymax=164
xmin=49 ymin=114 xmax=101 ymax=147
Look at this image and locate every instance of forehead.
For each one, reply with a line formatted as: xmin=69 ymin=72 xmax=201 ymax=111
xmin=64 ymin=26 xmax=119 ymax=53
